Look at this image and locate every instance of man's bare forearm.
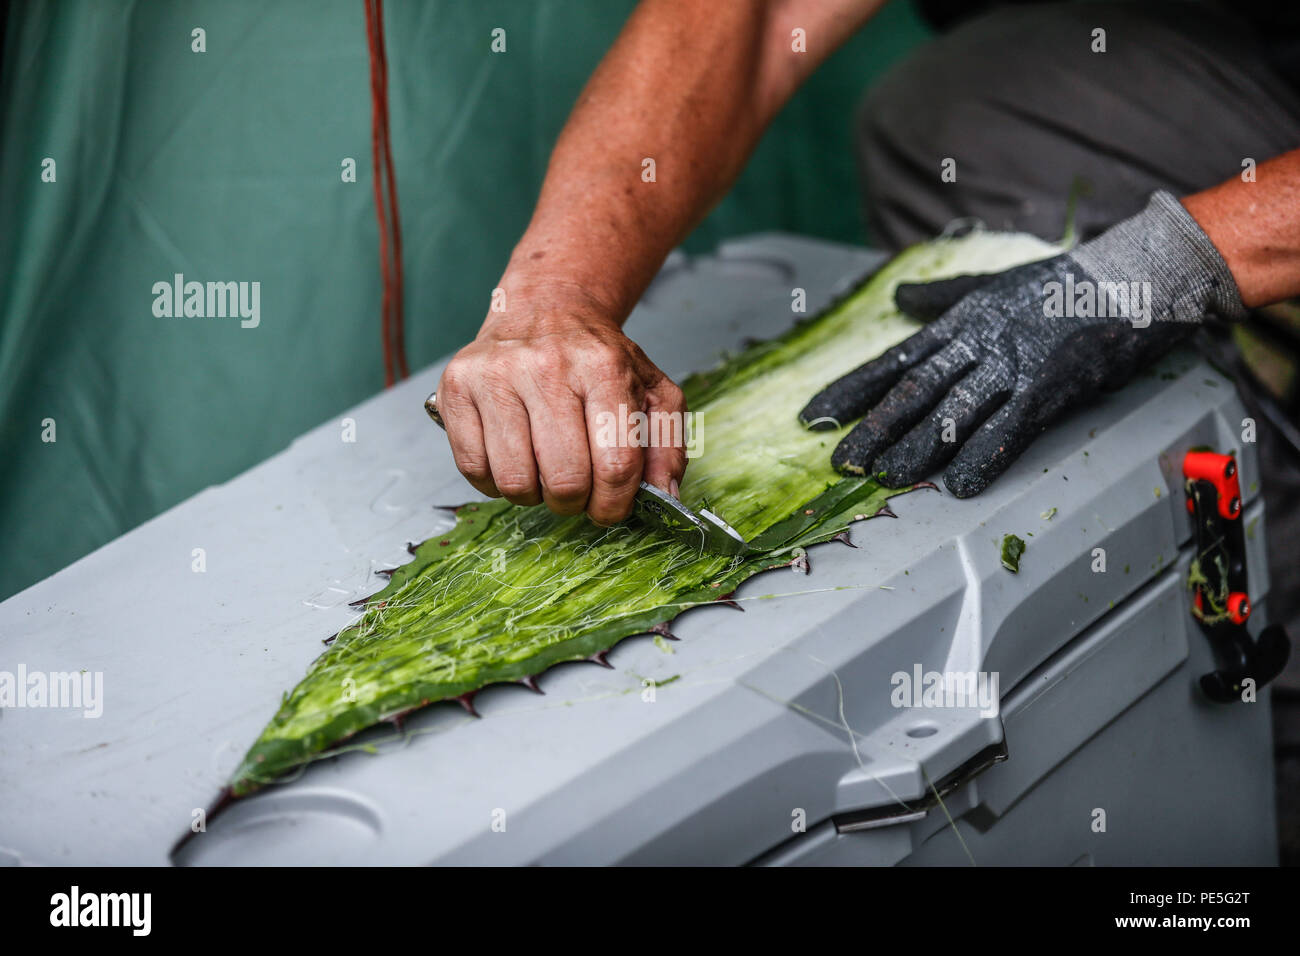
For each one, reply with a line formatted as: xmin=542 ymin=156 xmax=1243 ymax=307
xmin=494 ymin=0 xmax=886 ymax=326
xmin=1183 ymin=148 xmax=1300 ymax=308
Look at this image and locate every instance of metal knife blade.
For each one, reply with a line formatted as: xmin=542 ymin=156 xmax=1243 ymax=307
xmin=634 ymin=481 xmax=754 ymax=556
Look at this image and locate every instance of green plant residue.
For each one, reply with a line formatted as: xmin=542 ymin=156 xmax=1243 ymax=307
xmin=1000 ymin=534 xmax=1027 ymax=573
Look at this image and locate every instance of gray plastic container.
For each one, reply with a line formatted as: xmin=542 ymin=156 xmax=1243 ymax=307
xmin=0 ymin=235 xmax=1279 ymax=865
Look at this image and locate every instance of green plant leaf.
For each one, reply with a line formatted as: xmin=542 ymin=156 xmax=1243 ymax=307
xmin=229 ymin=229 xmax=1058 ymax=797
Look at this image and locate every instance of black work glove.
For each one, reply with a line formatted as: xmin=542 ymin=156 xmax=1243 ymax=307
xmin=801 ymin=192 xmax=1246 ymax=497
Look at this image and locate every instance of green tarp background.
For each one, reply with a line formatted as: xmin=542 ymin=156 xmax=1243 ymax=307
xmin=0 ymin=0 xmax=928 ymax=601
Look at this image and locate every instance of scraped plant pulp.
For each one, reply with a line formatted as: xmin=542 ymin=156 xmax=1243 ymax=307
xmin=230 ymin=229 xmax=1057 ymax=796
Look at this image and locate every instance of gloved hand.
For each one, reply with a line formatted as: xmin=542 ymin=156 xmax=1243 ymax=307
xmin=800 ymin=191 xmax=1246 ymax=497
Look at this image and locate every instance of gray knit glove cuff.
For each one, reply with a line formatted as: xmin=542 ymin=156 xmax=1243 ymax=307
xmin=1071 ymin=190 xmax=1246 ymax=326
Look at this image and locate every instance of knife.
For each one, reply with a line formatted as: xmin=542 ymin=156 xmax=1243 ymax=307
xmin=424 ymin=390 xmax=754 ymax=556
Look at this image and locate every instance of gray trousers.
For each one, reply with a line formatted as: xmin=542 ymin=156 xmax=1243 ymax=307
xmin=859 ymin=2 xmax=1300 ymax=246
xmin=857 ymin=1 xmax=1300 ymax=670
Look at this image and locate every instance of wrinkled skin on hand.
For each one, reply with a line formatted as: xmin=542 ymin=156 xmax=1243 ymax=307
xmin=436 ymin=302 xmax=686 ymax=525
xmin=800 ymin=257 xmax=1193 ymax=497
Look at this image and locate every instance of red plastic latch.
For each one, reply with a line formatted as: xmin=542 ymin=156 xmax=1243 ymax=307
xmin=1227 ymin=592 xmax=1251 ymax=625
xmin=1183 ymin=451 xmax=1242 ymax=521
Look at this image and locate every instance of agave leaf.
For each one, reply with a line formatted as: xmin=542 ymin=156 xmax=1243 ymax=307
xmin=229 ymin=230 xmax=1056 ymax=796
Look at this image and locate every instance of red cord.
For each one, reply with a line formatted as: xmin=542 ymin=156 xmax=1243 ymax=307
xmin=364 ymin=0 xmax=392 ymax=386
xmin=372 ymin=0 xmax=408 ymax=380
xmin=364 ymin=0 xmax=407 ymax=386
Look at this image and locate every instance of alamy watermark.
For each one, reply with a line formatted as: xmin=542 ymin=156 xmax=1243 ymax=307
xmin=890 ymin=665 xmax=999 ymax=718
xmin=594 ymin=403 xmax=704 ymax=458
xmin=50 ymin=886 xmax=150 ymax=935
xmin=152 ymin=273 xmax=260 ymax=328
xmin=0 ymin=665 xmax=103 ymax=718
xmin=1043 ymin=273 xmax=1152 ymax=328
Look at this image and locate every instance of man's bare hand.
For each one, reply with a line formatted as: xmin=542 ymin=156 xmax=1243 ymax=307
xmin=436 ymin=300 xmax=686 ymax=526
